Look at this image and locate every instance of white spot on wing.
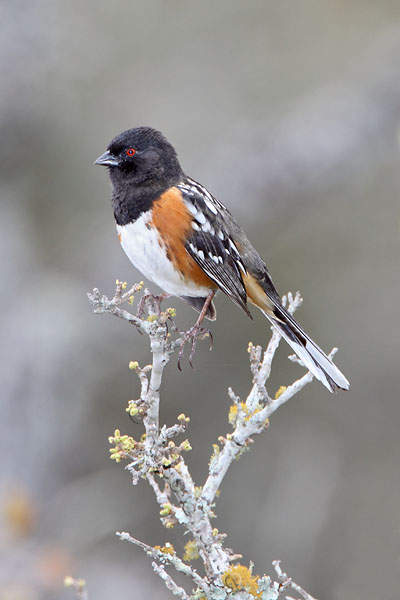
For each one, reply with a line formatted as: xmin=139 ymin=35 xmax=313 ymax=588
xmin=186 ymin=201 xmax=197 ymax=216
xmin=202 ymin=220 xmax=215 ymax=235
xmin=204 ymin=198 xmax=218 ymax=215
xmin=228 ymin=238 xmax=237 ymax=252
xmin=196 ymin=211 xmax=206 ymax=225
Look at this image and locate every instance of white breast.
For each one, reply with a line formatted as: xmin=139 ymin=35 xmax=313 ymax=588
xmin=117 ymin=213 xmax=212 ymax=298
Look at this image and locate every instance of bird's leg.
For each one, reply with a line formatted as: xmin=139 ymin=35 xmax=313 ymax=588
xmin=178 ymin=291 xmax=215 ymax=370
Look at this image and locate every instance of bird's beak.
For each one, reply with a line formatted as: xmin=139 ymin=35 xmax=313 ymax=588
xmin=94 ymin=150 xmax=120 ymax=167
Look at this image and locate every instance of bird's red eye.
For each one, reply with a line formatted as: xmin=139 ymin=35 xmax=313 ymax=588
xmin=126 ymin=148 xmax=136 ymax=156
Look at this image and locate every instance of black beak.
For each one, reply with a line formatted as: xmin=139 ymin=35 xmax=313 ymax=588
xmin=94 ymin=150 xmax=120 ymax=167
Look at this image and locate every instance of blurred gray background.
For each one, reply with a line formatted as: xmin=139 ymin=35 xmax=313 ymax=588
xmin=1 ymin=1 xmax=399 ymax=598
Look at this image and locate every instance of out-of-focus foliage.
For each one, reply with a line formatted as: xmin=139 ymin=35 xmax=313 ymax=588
xmin=1 ymin=2 xmax=399 ymax=599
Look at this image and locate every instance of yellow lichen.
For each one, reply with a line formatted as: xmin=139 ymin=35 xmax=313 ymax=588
xmin=228 ymin=404 xmax=238 ymax=426
xmin=183 ymin=539 xmax=200 ymax=562
xmin=222 ymin=564 xmax=261 ymax=598
xmin=230 ymin=402 xmax=266 ymax=425
xmin=245 ymin=406 xmax=261 ymax=422
xmin=275 ymin=385 xmax=287 ymax=399
xmin=154 ymin=543 xmax=175 ymax=555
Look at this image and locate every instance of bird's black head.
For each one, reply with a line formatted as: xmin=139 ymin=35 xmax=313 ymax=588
xmin=95 ymin=127 xmax=183 ymax=191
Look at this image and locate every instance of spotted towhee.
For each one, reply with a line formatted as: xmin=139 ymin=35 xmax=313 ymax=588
xmin=95 ymin=127 xmax=349 ymax=392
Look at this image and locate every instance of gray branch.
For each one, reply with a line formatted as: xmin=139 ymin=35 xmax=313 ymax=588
xmin=87 ymin=282 xmax=332 ymax=599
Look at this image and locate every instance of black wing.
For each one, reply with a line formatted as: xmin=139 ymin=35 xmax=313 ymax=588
xmin=177 ymin=178 xmax=251 ymax=317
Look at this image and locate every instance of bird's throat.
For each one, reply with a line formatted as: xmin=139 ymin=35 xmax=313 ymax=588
xmin=112 ymin=184 xmax=164 ymax=226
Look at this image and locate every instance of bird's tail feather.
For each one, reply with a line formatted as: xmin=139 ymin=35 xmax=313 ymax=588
xmin=261 ymin=303 xmax=349 ymax=393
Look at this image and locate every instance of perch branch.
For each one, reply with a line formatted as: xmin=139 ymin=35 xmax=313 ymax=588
xmin=273 ymin=561 xmax=318 ymax=600
xmin=88 ymin=282 xmax=327 ymax=599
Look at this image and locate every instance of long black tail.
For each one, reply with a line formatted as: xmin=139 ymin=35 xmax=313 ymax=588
xmin=262 ymin=302 xmax=349 ymax=393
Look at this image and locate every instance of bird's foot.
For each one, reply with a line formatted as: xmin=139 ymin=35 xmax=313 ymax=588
xmin=178 ymin=324 xmax=213 ymax=370
xmin=136 ymin=292 xmax=170 ymax=320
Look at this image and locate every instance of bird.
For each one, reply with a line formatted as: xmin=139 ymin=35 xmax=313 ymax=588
xmin=95 ymin=127 xmax=349 ymax=392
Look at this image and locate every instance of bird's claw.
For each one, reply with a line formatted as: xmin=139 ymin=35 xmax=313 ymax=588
xmin=177 ymin=325 xmax=213 ymax=371
xmin=136 ymin=293 xmax=170 ymax=320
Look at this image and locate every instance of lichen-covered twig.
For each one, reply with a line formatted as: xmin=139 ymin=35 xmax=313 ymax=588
xmin=117 ymin=531 xmax=209 ymax=595
xmin=273 ymin=561 xmax=318 ymax=600
xmin=152 ymin=561 xmax=190 ymax=600
xmin=87 ymin=282 xmax=326 ymax=599
xmin=201 ymin=292 xmax=318 ymax=508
